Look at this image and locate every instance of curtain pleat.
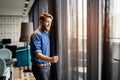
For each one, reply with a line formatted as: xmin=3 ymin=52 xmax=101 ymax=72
xmin=102 ymin=0 xmax=112 ymax=80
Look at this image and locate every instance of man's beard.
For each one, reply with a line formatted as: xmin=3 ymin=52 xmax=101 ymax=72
xmin=42 ymin=25 xmax=50 ymax=32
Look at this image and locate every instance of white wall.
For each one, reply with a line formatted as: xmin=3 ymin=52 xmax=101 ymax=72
xmin=0 ymin=15 xmax=28 ymax=45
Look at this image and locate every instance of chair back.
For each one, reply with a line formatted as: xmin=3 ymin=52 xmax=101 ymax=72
xmin=0 ymin=48 xmax=12 ymax=64
xmin=0 ymin=48 xmax=12 ymax=59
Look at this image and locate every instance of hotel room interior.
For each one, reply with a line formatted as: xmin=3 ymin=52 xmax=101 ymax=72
xmin=0 ymin=0 xmax=120 ymax=80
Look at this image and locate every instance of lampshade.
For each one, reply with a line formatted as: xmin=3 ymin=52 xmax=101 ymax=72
xmin=19 ymin=22 xmax=33 ymax=42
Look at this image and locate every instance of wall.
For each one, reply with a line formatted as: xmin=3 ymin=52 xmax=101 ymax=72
xmin=0 ymin=15 xmax=28 ymax=45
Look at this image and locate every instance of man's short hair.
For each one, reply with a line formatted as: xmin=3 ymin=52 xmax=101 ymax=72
xmin=40 ymin=13 xmax=53 ymax=21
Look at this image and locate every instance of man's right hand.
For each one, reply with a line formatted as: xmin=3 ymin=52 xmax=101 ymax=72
xmin=50 ymin=55 xmax=59 ymax=63
xmin=36 ymin=52 xmax=59 ymax=63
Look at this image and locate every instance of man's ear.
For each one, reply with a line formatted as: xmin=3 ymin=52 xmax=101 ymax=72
xmin=40 ymin=20 xmax=43 ymax=23
xmin=40 ymin=20 xmax=44 ymax=26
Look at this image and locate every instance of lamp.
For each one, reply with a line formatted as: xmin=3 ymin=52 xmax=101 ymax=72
xmin=19 ymin=22 xmax=33 ymax=72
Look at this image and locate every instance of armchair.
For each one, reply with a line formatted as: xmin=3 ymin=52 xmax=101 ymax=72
xmin=0 ymin=56 xmax=6 ymax=77
xmin=0 ymin=56 xmax=10 ymax=80
xmin=0 ymin=48 xmax=13 ymax=80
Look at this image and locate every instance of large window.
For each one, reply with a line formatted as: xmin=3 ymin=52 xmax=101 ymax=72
xmin=67 ymin=0 xmax=87 ymax=80
xmin=109 ymin=0 xmax=120 ymax=80
xmin=55 ymin=0 xmax=87 ymax=80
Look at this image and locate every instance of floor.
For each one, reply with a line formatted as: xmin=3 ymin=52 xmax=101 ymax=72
xmin=13 ymin=65 xmax=35 ymax=80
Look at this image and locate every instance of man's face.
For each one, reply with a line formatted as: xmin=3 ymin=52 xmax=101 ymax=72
xmin=42 ymin=17 xmax=52 ymax=32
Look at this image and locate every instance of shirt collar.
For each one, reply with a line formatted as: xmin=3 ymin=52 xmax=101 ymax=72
xmin=44 ymin=30 xmax=49 ymax=35
xmin=40 ymin=29 xmax=49 ymax=35
xmin=38 ymin=26 xmax=48 ymax=34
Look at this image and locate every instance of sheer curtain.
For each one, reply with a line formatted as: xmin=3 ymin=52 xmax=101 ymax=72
xmin=102 ymin=0 xmax=120 ymax=80
xmin=55 ymin=0 xmax=87 ymax=80
xmin=102 ymin=0 xmax=112 ymax=80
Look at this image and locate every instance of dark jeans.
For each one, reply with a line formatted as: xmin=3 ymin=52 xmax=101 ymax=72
xmin=32 ymin=65 xmax=50 ymax=80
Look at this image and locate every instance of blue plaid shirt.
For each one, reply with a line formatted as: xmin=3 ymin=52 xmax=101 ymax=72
xmin=30 ymin=29 xmax=50 ymax=64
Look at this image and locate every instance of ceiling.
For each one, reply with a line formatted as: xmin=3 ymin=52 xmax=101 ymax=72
xmin=0 ymin=0 xmax=34 ymax=15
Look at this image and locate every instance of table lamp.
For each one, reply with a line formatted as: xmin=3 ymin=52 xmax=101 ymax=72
xmin=19 ymin=22 xmax=33 ymax=72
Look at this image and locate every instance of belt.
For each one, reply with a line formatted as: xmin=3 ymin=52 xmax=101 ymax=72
xmin=33 ymin=63 xmax=51 ymax=67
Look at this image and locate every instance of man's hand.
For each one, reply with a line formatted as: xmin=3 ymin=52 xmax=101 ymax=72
xmin=49 ymin=55 xmax=59 ymax=63
xmin=36 ymin=52 xmax=59 ymax=63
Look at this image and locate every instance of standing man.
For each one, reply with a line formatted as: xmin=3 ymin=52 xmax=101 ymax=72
xmin=30 ymin=13 xmax=59 ymax=80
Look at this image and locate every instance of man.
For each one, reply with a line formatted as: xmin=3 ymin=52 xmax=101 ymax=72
xmin=30 ymin=13 xmax=59 ymax=80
